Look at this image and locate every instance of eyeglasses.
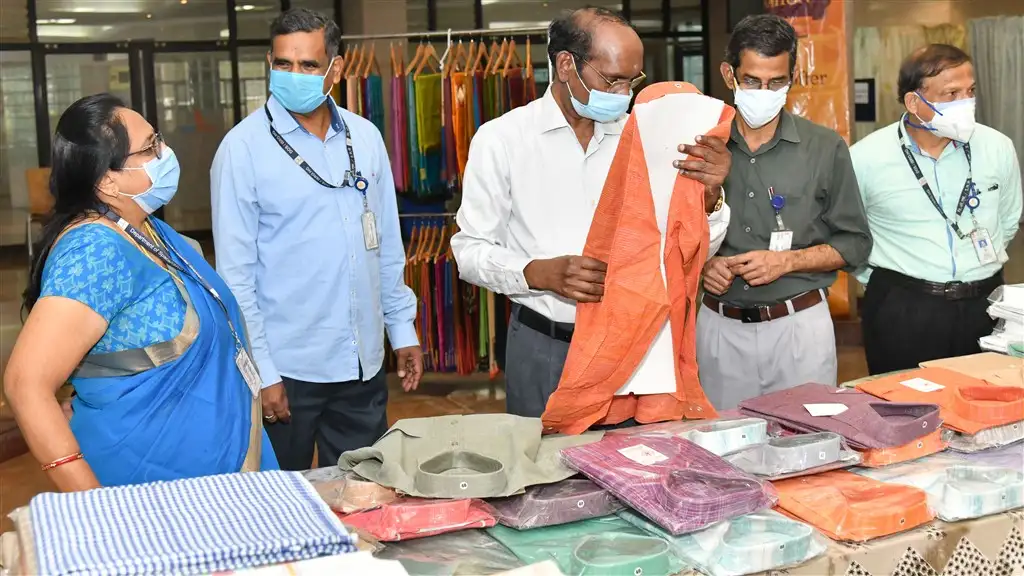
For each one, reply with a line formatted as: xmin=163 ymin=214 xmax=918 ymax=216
xmin=737 ymin=77 xmax=790 ymax=92
xmin=128 ymin=132 xmax=165 ymax=161
xmin=578 ymin=57 xmax=647 ymax=93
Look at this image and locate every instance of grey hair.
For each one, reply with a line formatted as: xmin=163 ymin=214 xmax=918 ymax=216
xmin=270 ymin=8 xmax=341 ymax=61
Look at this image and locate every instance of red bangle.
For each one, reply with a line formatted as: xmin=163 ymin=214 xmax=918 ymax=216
xmin=41 ymin=452 xmax=84 ymax=472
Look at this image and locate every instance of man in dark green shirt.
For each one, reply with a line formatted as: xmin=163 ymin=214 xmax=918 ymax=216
xmin=696 ymin=14 xmax=872 ymax=409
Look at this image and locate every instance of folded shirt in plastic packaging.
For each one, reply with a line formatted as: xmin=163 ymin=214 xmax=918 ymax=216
xmin=488 ymin=478 xmax=624 ymax=530
xmin=19 ymin=471 xmax=357 ymax=576
xmin=617 ymin=508 xmax=827 ymax=576
xmin=725 ymin=432 xmax=862 ymax=480
xmin=947 ymin=419 xmax=1024 ymax=453
xmin=606 ymin=417 xmax=771 ymax=456
xmin=487 ymin=515 xmax=689 ymax=576
xmin=339 ymin=497 xmax=496 ymax=541
xmin=226 ymin=551 xmax=409 ymax=575
xmin=981 ymin=284 xmax=1024 ymax=353
xmin=561 ymin=435 xmax=778 ymax=535
xmin=338 ymin=414 xmax=602 ymax=499
xmin=853 ymin=453 xmax=1024 ymax=521
xmin=374 ymin=529 xmax=523 ymax=575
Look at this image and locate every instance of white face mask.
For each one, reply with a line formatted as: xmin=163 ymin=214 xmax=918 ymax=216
xmin=733 ymin=84 xmax=790 ymax=129
xmin=916 ymin=93 xmax=976 ymax=143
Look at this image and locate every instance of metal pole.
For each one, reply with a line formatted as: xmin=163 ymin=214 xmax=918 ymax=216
xmin=337 ymin=26 xmax=549 ymax=42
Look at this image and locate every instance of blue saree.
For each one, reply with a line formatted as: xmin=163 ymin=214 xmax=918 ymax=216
xmin=52 ymin=219 xmax=278 ymax=485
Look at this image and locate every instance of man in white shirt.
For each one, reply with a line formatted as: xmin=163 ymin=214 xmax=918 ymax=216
xmin=451 ymin=7 xmax=731 ymax=418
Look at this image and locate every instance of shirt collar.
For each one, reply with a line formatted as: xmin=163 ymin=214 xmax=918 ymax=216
xmin=267 ymin=94 xmax=345 ymax=137
xmin=537 ymin=86 xmax=626 ymax=138
xmin=899 ymin=113 xmax=960 ymax=158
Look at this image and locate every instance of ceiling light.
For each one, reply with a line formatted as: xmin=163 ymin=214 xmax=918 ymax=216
xmin=220 ymin=28 xmax=229 ymax=38
xmin=37 ymin=18 xmax=76 ymax=24
xmin=180 ymin=0 xmax=188 ymax=4
xmin=236 ymin=4 xmax=256 ymax=10
xmin=146 ymin=13 xmax=152 ymax=18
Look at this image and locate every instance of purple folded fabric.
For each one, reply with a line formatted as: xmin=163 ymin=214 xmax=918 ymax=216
xmin=738 ymin=383 xmax=941 ymax=450
xmin=488 ymin=478 xmax=623 ymax=530
xmin=560 ymin=435 xmax=777 ymax=535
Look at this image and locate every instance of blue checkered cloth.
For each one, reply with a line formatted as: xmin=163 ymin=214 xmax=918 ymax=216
xmin=29 ymin=471 xmax=358 ymax=575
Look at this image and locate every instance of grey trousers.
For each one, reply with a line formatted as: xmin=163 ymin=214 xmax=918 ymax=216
xmin=696 ymin=299 xmax=837 ymax=410
xmin=504 ymin=306 xmax=570 ymax=418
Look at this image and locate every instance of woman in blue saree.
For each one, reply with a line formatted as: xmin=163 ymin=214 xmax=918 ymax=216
xmin=4 ymin=94 xmax=278 ymax=490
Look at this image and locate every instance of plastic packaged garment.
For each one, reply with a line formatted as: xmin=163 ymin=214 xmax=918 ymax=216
xmin=339 ymin=498 xmax=495 ymax=541
xmin=488 ymin=479 xmax=624 ymax=530
xmin=228 ymin=552 xmax=409 ymax=575
xmin=948 ymin=442 xmax=1024 ymax=469
xmin=948 ymin=420 xmax=1024 ymax=452
xmin=608 ymin=417 xmax=771 ymax=456
xmin=853 ymin=453 xmax=1024 ymax=521
xmin=338 ymin=414 xmax=601 ymax=498
xmin=920 ymin=352 xmax=1024 ymax=387
xmin=375 ymin=529 xmax=523 ymax=575
xmin=492 ymin=560 xmax=564 ymax=576
xmin=855 ymin=367 xmax=1024 ymax=434
xmin=739 ymin=383 xmax=942 ymax=450
xmin=856 ymin=428 xmax=950 ymax=467
xmin=617 ymin=508 xmax=827 ymax=576
xmin=305 ymin=468 xmax=398 ymax=514
xmin=541 ymin=83 xmax=734 ymax=434
xmin=773 ymin=470 xmax=933 ymax=542
xmin=487 ymin=516 xmax=688 ymax=576
xmin=561 ymin=435 xmax=777 ymax=535
xmin=725 ymin=432 xmax=862 ymax=480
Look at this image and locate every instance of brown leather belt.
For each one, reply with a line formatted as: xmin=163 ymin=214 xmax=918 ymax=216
xmin=702 ymin=289 xmax=825 ymax=324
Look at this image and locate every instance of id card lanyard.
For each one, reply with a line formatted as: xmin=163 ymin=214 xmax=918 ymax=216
xmin=768 ymin=186 xmax=793 ymax=252
xmin=264 ymin=105 xmax=379 ymax=250
xmin=896 ymin=121 xmax=995 ymax=264
xmin=100 ymin=208 xmax=263 ymax=397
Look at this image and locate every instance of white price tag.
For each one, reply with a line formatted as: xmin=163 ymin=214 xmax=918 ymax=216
xmin=900 ymin=377 xmax=945 ymax=393
xmin=236 ymin=349 xmax=262 ymax=398
xmin=769 ymin=230 xmax=793 ymax=252
xmin=804 ymin=403 xmax=848 ymax=417
xmin=618 ymin=444 xmax=669 ymax=466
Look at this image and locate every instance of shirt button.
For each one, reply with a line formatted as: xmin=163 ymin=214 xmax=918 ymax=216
xmin=744 ymin=226 xmax=752 ymax=233
xmin=743 ymin=285 xmax=750 ymax=291
xmin=750 ymin=158 xmax=756 ymax=164
xmin=351 ymin=340 xmax=356 ymax=345
xmin=748 ymin=191 xmax=755 ymax=198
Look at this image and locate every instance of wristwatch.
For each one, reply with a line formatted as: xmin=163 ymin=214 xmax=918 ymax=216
xmin=709 ymin=187 xmax=725 ymax=214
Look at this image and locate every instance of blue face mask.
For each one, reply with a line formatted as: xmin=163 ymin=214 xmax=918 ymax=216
xmin=269 ymin=59 xmax=334 ymax=114
xmin=121 ymin=148 xmax=181 ymax=214
xmin=567 ymin=60 xmax=632 ymax=123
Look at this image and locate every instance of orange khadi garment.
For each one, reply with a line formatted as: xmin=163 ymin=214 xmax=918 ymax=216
xmin=773 ymin=470 xmax=933 ymax=542
xmin=856 ymin=367 xmax=1024 ymax=435
xmin=541 ymin=82 xmax=733 ymax=435
xmin=856 ymin=427 xmax=948 ymax=468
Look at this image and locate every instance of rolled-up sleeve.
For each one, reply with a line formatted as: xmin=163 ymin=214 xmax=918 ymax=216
xmin=210 ymin=137 xmax=280 ymax=388
xmin=823 ymin=139 xmax=873 ymax=271
xmin=374 ymin=131 xmax=419 ymax=350
xmin=451 ymin=122 xmax=533 ymax=295
xmin=707 ymin=193 xmax=731 ymax=259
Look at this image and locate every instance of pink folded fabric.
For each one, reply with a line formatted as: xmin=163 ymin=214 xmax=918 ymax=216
xmin=338 ymin=497 xmax=495 ymax=542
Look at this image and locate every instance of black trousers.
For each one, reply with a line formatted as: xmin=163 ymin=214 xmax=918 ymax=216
xmin=861 ymin=270 xmax=998 ymax=375
xmin=265 ymin=368 xmax=388 ymax=471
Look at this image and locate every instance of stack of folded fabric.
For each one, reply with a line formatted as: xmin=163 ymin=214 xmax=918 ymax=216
xmin=740 ymin=383 xmax=948 ymax=466
xmin=980 ymin=284 xmax=1024 ymax=353
xmin=15 ymin=471 xmax=357 ymax=575
xmin=856 ymin=367 xmax=1024 ymax=453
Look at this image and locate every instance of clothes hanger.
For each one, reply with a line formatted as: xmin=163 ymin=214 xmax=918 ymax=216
xmin=471 ymin=36 xmax=490 ymax=74
xmin=525 ymin=37 xmax=534 ymax=79
xmin=405 ymin=39 xmax=425 ymax=77
xmin=484 ymin=38 xmax=501 ymax=75
xmin=414 ymin=42 xmax=441 ymax=79
xmin=340 ymin=45 xmax=353 ymax=76
xmin=362 ymin=42 xmax=380 ymax=78
xmin=503 ymin=39 xmax=523 ymax=77
xmin=488 ymin=39 xmax=508 ymax=76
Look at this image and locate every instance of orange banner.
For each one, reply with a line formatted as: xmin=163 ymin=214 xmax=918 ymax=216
xmin=766 ymin=0 xmax=854 ymax=317
xmin=767 ymin=0 xmax=851 ymax=142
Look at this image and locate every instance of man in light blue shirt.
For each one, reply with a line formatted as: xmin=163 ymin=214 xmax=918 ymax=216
xmin=211 ymin=8 xmax=421 ymax=470
xmin=851 ymin=44 xmax=1022 ymax=375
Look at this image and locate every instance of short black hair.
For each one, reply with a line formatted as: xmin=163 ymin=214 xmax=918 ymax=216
xmin=547 ymin=6 xmax=632 ymax=65
xmin=897 ymin=43 xmax=971 ymax=103
xmin=725 ymin=14 xmax=798 ymax=74
xmin=270 ymin=8 xmax=341 ymax=61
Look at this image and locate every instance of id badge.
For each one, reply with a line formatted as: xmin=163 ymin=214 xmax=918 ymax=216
xmin=362 ymin=211 xmax=380 ymax=251
xmin=971 ymin=228 xmax=998 ymax=265
xmin=235 ymin=349 xmax=262 ymax=398
xmin=769 ymin=230 xmax=793 ymax=252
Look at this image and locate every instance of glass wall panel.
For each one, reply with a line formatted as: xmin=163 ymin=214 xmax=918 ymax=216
xmin=234 ymin=46 xmax=270 ymax=118
xmin=630 ymin=0 xmax=664 ymax=31
xmin=46 ymin=53 xmax=132 ymax=130
xmin=36 ymin=0 xmax=229 ymax=42
xmin=671 ymin=0 xmax=702 ymax=31
xmin=237 ymin=1 xmax=283 ymax=39
xmin=437 ymin=0 xmax=475 ymax=31
xmin=0 ymin=51 xmax=38 ymax=214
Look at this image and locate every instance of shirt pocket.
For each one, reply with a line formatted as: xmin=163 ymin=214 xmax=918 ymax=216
xmin=774 ymin=176 xmax=823 ymax=249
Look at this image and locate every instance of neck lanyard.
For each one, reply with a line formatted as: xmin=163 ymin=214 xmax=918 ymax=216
xmin=897 ymin=118 xmax=974 ymax=240
xmin=263 ymin=104 xmax=369 ymax=200
xmin=100 ymin=208 xmax=245 ymax=352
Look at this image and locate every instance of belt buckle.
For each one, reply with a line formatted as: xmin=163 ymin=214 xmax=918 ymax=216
xmin=740 ymin=307 xmax=765 ymax=324
xmin=943 ymin=281 xmax=965 ymax=300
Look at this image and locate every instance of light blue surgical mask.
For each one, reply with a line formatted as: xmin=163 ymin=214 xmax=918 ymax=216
xmin=567 ymin=60 xmax=632 ymax=123
xmin=121 ymin=147 xmax=181 ymax=214
xmin=269 ymin=59 xmax=335 ymax=114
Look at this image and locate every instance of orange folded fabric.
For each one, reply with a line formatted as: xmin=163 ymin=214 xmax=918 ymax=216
xmin=856 ymin=367 xmax=1024 ymax=435
xmin=774 ymin=470 xmax=933 ymax=542
xmin=856 ymin=428 xmax=948 ymax=468
xmin=541 ymin=82 xmax=732 ymax=434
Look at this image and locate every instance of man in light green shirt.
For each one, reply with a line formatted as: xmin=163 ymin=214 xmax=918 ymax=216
xmin=851 ymin=44 xmax=1022 ymax=375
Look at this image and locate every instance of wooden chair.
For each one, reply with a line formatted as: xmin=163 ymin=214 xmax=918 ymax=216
xmin=25 ymin=167 xmax=53 ymax=265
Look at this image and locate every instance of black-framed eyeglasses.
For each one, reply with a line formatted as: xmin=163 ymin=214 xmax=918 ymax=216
xmin=575 ymin=56 xmax=647 ymax=93
xmin=737 ymin=77 xmax=791 ymax=92
xmin=129 ymin=132 xmax=165 ymax=160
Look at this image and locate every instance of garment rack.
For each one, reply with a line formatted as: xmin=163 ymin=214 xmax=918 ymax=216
xmin=337 ymin=26 xmax=549 ymax=43
xmin=400 ymin=212 xmax=456 ymax=218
